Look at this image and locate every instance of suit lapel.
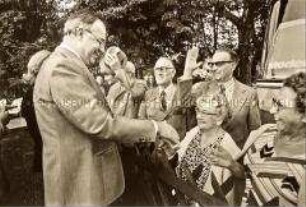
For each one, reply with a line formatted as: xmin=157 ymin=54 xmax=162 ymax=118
xmin=113 ymin=85 xmax=127 ymax=102
xmin=229 ymin=80 xmax=248 ymax=119
xmin=166 ymin=85 xmax=178 ymax=112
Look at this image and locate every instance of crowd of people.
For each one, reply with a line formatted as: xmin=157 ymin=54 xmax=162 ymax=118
xmin=0 ymin=10 xmax=305 ymax=207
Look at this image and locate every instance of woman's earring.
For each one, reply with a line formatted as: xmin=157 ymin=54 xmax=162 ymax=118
xmin=216 ymin=120 xmax=223 ymax=126
xmin=302 ymin=116 xmax=306 ymax=123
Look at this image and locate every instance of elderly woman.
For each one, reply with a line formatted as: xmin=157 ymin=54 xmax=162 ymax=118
xmin=21 ymin=50 xmax=50 ymax=172
xmin=176 ymin=81 xmax=245 ymax=206
xmin=244 ymin=72 xmax=306 ymax=206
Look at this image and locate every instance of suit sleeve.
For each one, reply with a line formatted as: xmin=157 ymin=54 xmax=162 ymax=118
xmin=177 ymin=77 xmax=194 ymax=107
xmin=138 ymin=91 xmax=148 ymax=119
xmin=49 ymin=63 xmax=156 ymax=144
xmin=248 ymin=90 xmax=261 ymax=131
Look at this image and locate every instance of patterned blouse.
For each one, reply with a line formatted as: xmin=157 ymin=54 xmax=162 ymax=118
xmin=176 ymin=131 xmax=224 ymax=191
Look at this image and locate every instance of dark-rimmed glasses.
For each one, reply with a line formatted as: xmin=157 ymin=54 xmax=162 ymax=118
xmin=195 ymin=107 xmax=219 ymax=116
xmin=208 ymin=61 xmax=233 ymax=67
xmin=84 ymin=29 xmax=106 ymax=48
xmin=154 ymin=67 xmax=175 ymax=72
xmin=271 ymin=97 xmax=295 ymax=111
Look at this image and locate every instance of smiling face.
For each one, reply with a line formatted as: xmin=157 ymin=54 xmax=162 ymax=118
xmin=195 ymin=94 xmax=227 ymax=130
xmin=153 ymin=57 xmax=176 ymax=87
xmin=209 ymin=51 xmax=237 ymax=82
xmin=154 ymin=67 xmax=175 ymax=86
xmin=270 ymin=87 xmax=304 ymax=135
xmin=79 ymin=20 xmax=106 ymax=67
xmin=196 ymin=110 xmax=221 ymax=130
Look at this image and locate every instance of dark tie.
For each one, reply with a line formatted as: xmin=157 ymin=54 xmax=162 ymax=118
xmin=219 ymin=83 xmax=226 ymax=94
xmin=160 ymin=90 xmax=167 ymax=111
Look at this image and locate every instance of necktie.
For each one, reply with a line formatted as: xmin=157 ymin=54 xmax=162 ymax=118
xmin=160 ymin=90 xmax=167 ymax=111
xmin=219 ymin=83 xmax=226 ymax=94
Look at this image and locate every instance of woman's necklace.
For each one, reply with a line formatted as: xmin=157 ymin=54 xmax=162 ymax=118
xmin=199 ymin=127 xmax=224 ymax=149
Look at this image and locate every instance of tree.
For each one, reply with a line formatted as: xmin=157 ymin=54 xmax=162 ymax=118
xmin=0 ymin=0 xmax=61 ymax=98
xmin=212 ymin=0 xmax=270 ymax=83
xmin=0 ymin=0 xmax=271 ymax=98
xmin=72 ymin=0 xmax=270 ymax=82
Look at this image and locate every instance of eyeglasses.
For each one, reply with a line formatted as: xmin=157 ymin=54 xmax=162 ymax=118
xmin=271 ymin=97 xmax=295 ymax=111
xmin=208 ymin=61 xmax=233 ymax=67
xmin=84 ymin=29 xmax=106 ymax=48
xmin=195 ymin=107 xmax=218 ymax=115
xmin=154 ymin=67 xmax=174 ymax=72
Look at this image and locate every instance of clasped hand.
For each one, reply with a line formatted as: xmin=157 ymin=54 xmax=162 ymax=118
xmin=208 ymin=146 xmax=234 ymax=169
xmin=155 ymin=121 xmax=180 ymax=158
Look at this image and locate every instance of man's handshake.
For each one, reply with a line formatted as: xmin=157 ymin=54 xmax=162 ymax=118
xmin=153 ymin=121 xmax=180 ymax=158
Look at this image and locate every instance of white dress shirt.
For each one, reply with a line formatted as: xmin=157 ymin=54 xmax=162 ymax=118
xmin=158 ymin=83 xmax=176 ymax=109
xmin=221 ymin=78 xmax=235 ymax=102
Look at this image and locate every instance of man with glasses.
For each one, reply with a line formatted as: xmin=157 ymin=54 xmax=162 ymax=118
xmin=136 ymin=57 xmax=189 ymax=205
xmin=139 ymin=57 xmax=189 ymax=140
xmin=179 ymin=48 xmax=261 ymax=149
xmin=33 ymin=11 xmax=179 ymax=206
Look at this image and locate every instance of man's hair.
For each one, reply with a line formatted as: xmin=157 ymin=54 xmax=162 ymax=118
xmin=64 ymin=10 xmax=101 ymax=35
xmin=283 ymin=72 xmax=306 ymax=114
xmin=215 ymin=48 xmax=239 ymax=62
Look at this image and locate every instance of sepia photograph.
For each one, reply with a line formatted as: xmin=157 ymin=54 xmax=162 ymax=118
xmin=0 ymin=0 xmax=305 ymax=206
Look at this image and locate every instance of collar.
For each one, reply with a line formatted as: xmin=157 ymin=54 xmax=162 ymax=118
xmin=59 ymin=42 xmax=83 ymax=61
xmin=158 ymin=83 xmax=175 ymax=96
xmin=222 ymin=78 xmax=235 ymax=89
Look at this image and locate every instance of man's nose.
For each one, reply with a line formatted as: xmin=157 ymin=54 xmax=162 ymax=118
xmin=212 ymin=64 xmax=218 ymax=71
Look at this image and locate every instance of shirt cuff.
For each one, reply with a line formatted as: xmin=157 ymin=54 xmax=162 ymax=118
xmin=151 ymin=120 xmax=159 ymax=140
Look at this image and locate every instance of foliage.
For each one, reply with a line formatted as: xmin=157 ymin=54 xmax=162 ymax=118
xmin=0 ymin=0 xmax=61 ymax=99
xmin=74 ymin=0 xmax=270 ymax=82
xmin=0 ymin=0 xmax=270 ymax=98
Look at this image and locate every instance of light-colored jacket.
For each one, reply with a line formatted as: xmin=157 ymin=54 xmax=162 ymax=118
xmin=138 ymin=85 xmax=188 ymax=140
xmin=33 ymin=46 xmax=156 ymax=206
xmin=177 ymin=127 xmax=243 ymax=206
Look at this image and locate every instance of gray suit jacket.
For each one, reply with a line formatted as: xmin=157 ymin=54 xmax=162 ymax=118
xmin=178 ymin=78 xmax=261 ymax=148
xmin=138 ymin=85 xmax=189 ymax=140
xmin=33 ymin=46 xmax=156 ymax=206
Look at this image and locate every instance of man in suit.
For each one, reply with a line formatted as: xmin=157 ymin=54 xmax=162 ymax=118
xmin=139 ymin=57 xmax=189 ymax=140
xmin=106 ymin=60 xmax=148 ymax=206
xmin=22 ymin=50 xmax=51 ymax=173
xmin=107 ymin=61 xmax=146 ymax=119
xmin=179 ymin=48 xmax=261 ymax=149
xmin=33 ymin=11 xmax=179 ymax=207
xmin=136 ymin=57 xmax=187 ymax=205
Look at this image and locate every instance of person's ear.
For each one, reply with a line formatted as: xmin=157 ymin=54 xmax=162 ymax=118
xmin=301 ymin=114 xmax=306 ymax=123
xmin=216 ymin=120 xmax=222 ymax=126
xmin=232 ymin=61 xmax=238 ymax=71
xmin=216 ymin=115 xmax=224 ymax=126
xmin=171 ymin=69 xmax=176 ymax=78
